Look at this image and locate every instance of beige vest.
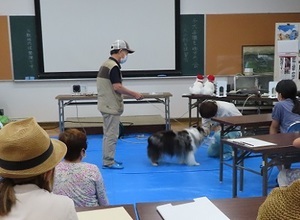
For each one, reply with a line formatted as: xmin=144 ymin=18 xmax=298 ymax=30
xmin=97 ymin=59 xmax=124 ymax=115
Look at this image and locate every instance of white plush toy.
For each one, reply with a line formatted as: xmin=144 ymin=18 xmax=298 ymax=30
xmin=201 ymin=75 xmax=216 ymax=95
xmin=189 ymin=74 xmax=204 ymax=94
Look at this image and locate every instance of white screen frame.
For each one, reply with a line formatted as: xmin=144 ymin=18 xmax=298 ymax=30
xmin=35 ymin=0 xmax=179 ymax=78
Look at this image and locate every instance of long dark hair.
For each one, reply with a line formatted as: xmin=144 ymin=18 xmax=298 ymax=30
xmin=276 ymin=79 xmax=300 ymax=115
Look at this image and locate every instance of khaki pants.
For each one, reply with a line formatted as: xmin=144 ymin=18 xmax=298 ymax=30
xmin=101 ymin=113 xmax=120 ymax=166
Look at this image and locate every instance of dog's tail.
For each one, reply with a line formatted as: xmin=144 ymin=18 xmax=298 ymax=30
xmin=147 ymin=136 xmax=161 ymax=164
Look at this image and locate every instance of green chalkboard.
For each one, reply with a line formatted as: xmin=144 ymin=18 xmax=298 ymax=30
xmin=180 ymin=14 xmax=205 ymax=76
xmin=10 ymin=16 xmax=39 ymax=80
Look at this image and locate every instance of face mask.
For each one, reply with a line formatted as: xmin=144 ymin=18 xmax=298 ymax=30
xmin=120 ymin=54 xmax=128 ymax=64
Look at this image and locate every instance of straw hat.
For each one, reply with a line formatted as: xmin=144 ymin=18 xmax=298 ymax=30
xmin=257 ymin=180 xmax=300 ymax=219
xmin=0 ymin=117 xmax=67 ymax=178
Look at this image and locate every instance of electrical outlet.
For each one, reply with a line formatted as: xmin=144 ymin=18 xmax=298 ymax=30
xmin=72 ymin=84 xmax=87 ymax=94
xmin=72 ymin=85 xmax=81 ymax=93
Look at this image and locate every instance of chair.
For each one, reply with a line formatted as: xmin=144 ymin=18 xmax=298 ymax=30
xmin=287 ymin=121 xmax=300 ymax=133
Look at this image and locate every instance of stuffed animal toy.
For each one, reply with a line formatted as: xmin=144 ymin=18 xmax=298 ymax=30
xmin=189 ymin=74 xmax=204 ymax=94
xmin=189 ymin=74 xmax=216 ymax=95
xmin=207 ymin=74 xmax=215 ymax=83
xmin=201 ymin=75 xmax=215 ymax=95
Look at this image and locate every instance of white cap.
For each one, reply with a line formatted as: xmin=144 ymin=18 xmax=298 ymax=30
xmin=110 ymin=40 xmax=134 ymax=53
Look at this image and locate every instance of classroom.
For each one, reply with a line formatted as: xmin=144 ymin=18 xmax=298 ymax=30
xmin=0 ymin=0 xmax=299 ymax=122
xmin=1 ymin=0 xmax=300 ymax=219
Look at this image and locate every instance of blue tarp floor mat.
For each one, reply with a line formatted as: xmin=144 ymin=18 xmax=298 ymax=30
xmin=54 ymin=133 xmax=291 ymax=205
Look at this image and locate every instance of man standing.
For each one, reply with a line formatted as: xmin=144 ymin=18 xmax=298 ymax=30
xmin=97 ymin=40 xmax=143 ymax=169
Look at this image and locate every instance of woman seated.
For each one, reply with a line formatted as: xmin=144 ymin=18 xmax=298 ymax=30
xmin=270 ymin=80 xmax=300 ymax=186
xmin=269 ymin=79 xmax=300 ymax=134
xmin=0 ymin=118 xmax=78 ymax=219
xmin=53 ymin=128 xmax=109 ymax=207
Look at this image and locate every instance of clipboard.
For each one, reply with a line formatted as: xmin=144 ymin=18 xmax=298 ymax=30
xmin=156 ymin=197 xmax=229 ymax=220
xmin=228 ymin=137 xmax=276 ymax=148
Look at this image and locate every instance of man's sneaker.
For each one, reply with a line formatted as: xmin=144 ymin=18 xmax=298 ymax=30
xmin=102 ymin=163 xmax=124 ymax=169
xmin=114 ymin=160 xmax=123 ymax=165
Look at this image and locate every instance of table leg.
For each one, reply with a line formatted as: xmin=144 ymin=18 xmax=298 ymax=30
xmin=219 ymin=124 xmax=225 ymax=182
xmin=196 ymin=98 xmax=200 ymax=126
xmin=232 ymin=147 xmax=238 ymax=198
xmin=188 ymin=98 xmax=192 ymax=127
xmin=262 ymin=154 xmax=268 ymax=196
xmin=58 ymin=100 xmax=64 ymax=132
xmin=239 ymin=153 xmax=244 ymax=192
xmin=165 ymin=97 xmax=171 ymax=130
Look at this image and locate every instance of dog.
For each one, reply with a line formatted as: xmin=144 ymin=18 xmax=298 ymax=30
xmin=147 ymin=126 xmax=206 ymax=166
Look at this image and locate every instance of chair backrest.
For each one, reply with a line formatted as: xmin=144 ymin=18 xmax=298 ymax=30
xmin=287 ymin=121 xmax=300 ymax=133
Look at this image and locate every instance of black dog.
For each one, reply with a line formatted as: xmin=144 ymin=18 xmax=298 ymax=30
xmin=147 ymin=127 xmax=206 ymax=166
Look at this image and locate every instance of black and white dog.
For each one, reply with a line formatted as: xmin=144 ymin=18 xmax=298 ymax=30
xmin=147 ymin=127 xmax=206 ymax=166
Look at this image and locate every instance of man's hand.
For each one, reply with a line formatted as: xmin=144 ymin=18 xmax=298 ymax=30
xmin=113 ymin=83 xmax=143 ymax=100
xmin=134 ymin=92 xmax=143 ymax=100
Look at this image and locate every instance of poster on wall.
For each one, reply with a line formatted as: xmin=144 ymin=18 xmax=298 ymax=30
xmin=276 ymin=23 xmax=299 ymax=41
xmin=275 ymin=23 xmax=300 ymax=80
xmin=276 ymin=23 xmax=299 ymax=54
xmin=279 ymin=56 xmax=297 ymax=80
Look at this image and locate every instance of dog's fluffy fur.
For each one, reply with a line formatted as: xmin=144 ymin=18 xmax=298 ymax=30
xmin=147 ymin=127 xmax=206 ymax=166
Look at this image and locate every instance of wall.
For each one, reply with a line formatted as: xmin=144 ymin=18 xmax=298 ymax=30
xmin=0 ymin=0 xmax=300 ymax=122
xmin=206 ymin=13 xmax=300 ymax=76
xmin=180 ymin=0 xmax=300 ymax=14
xmin=0 ymin=77 xmax=200 ymax=121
